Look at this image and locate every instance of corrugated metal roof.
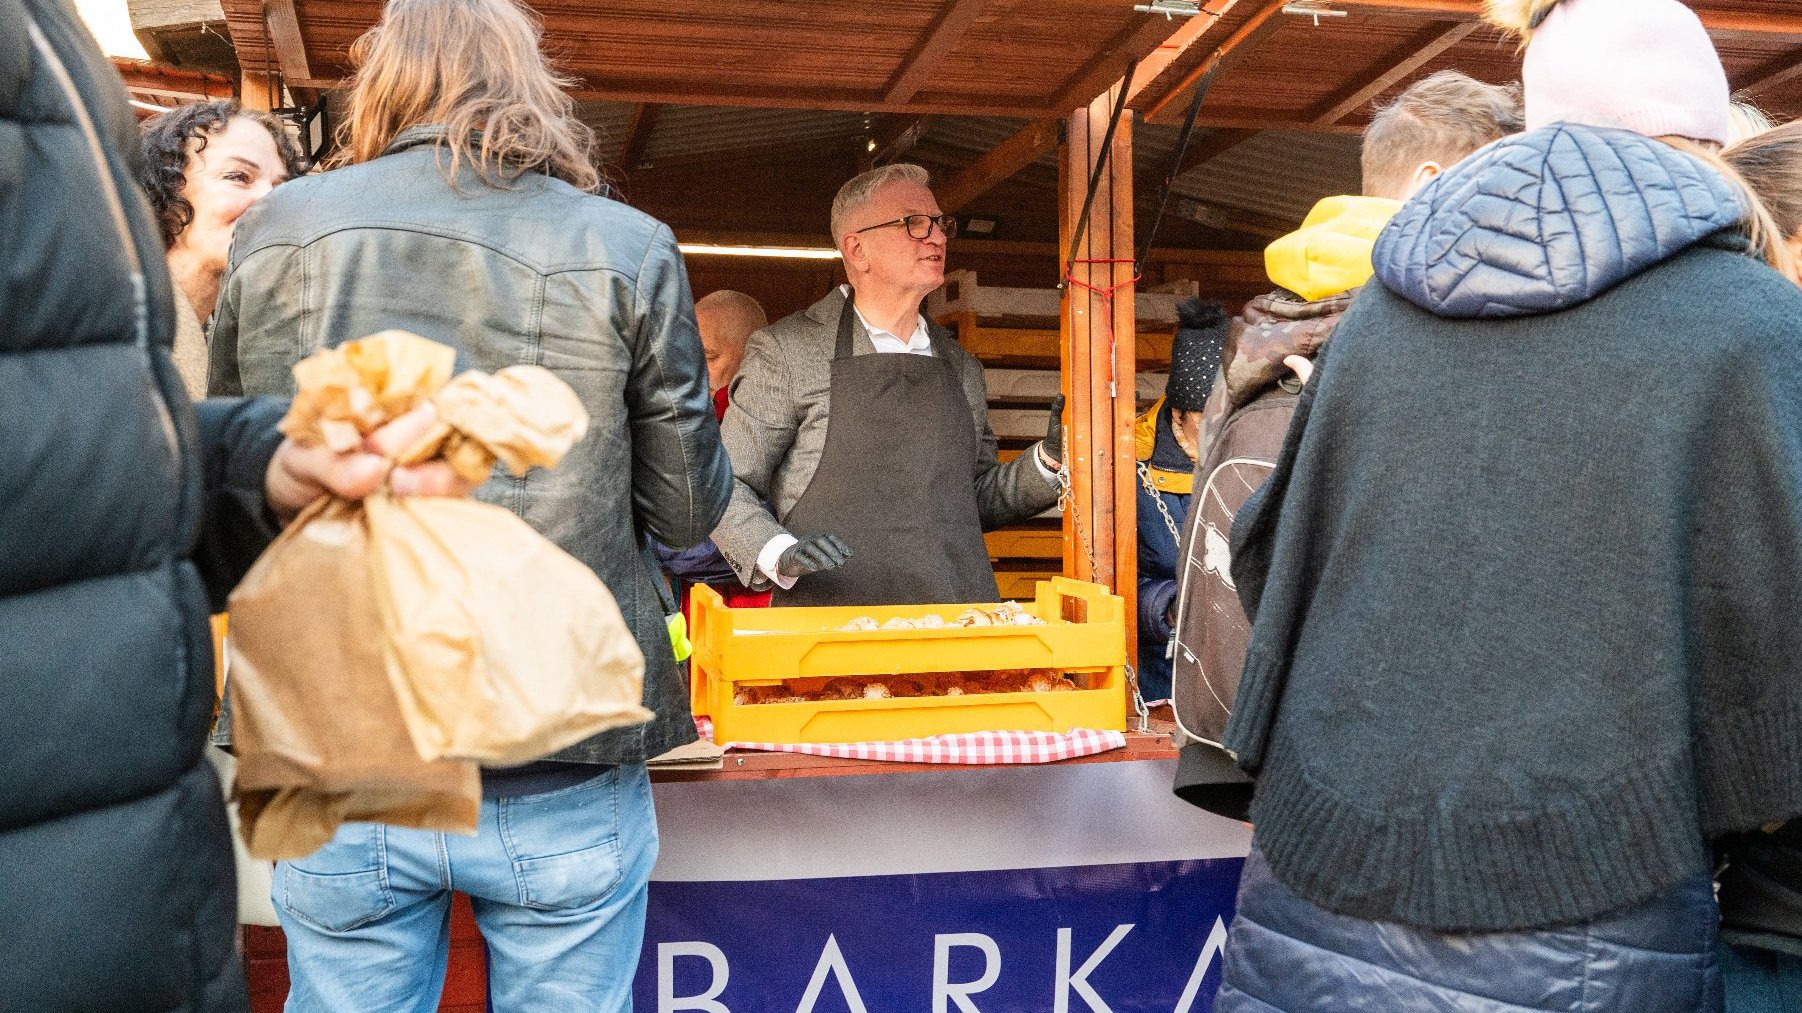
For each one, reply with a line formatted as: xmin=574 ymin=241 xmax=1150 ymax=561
xmin=574 ymin=100 xmax=639 ymax=166
xmin=927 ymin=116 xmax=1359 ymax=229
xmin=926 ymin=116 xmax=1036 ymax=156
xmin=636 ymin=105 xmax=869 ymax=164
xmin=1163 ymin=129 xmax=1362 ymax=226
xmin=570 ymin=103 xmax=1359 ymax=237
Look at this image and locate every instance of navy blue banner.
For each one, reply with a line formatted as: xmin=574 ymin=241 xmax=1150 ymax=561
xmin=635 ymin=858 xmax=1244 ymax=1013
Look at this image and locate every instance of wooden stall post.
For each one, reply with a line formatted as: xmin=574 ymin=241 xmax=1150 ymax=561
xmin=1059 ymin=83 xmax=1138 ymax=669
xmin=239 ymin=70 xmax=276 ymax=112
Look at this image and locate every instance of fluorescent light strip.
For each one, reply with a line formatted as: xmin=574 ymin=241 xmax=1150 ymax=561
xmin=678 ymin=243 xmax=841 ymax=260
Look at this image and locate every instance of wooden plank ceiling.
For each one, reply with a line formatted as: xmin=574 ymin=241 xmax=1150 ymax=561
xmin=222 ymin=0 xmax=1194 ymax=117
xmin=221 ymin=0 xmax=1802 ymax=250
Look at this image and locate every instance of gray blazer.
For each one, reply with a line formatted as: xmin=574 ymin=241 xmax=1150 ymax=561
xmin=713 ymin=286 xmax=1059 ymax=587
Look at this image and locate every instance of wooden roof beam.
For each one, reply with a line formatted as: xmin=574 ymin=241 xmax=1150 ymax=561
xmin=617 ymin=102 xmax=660 ymax=171
xmin=1142 ymin=0 xmax=1289 ymax=124
xmin=1320 ymin=0 xmax=1802 ymax=37
xmin=927 ymin=2 xmax=1229 ymax=217
xmin=1126 ymin=0 xmax=1242 ymax=102
xmin=1050 ymin=1 xmax=1233 ymax=114
xmin=884 ymin=0 xmax=993 ymax=104
xmin=262 ymin=0 xmax=310 ymax=81
xmin=1736 ymin=48 xmax=1802 ymax=99
xmin=936 ymin=117 xmax=1061 ymax=215
xmin=287 ymin=78 xmax=1054 ymax=118
xmin=1307 ymin=20 xmax=1479 ymax=124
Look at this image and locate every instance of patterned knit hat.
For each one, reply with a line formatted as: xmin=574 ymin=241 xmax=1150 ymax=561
xmin=1167 ymin=299 xmax=1229 ymax=412
xmin=1487 ymin=0 xmax=1731 ymax=146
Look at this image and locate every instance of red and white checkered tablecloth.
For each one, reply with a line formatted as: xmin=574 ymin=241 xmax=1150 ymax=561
xmin=693 ymin=717 xmax=1126 ymax=764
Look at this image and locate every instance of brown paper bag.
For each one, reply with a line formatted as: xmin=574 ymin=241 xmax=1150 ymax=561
xmin=227 ymin=330 xmax=653 ymax=858
xmin=229 ymin=498 xmax=481 ymax=861
xmin=364 ymin=493 xmax=652 ymax=765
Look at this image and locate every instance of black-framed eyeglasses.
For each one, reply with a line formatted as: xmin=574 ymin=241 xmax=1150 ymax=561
xmin=854 ymin=213 xmax=957 ymax=240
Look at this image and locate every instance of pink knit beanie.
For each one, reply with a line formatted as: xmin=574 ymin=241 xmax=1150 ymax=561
xmin=1515 ymin=0 xmax=1731 ymax=146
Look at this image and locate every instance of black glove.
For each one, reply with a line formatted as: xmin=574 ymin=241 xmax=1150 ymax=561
xmin=777 ymin=533 xmax=852 ymax=580
xmin=1039 ymin=394 xmax=1065 ymax=470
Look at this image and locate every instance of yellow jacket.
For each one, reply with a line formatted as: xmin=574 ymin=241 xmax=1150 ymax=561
xmin=1134 ymin=396 xmax=1193 ymax=495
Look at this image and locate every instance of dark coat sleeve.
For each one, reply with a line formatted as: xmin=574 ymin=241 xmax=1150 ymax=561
xmin=189 ymin=395 xmax=288 ymax=611
xmin=963 ymin=351 xmax=1060 ymax=529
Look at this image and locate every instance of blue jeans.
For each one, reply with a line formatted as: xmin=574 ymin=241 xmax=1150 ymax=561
xmin=276 ymin=764 xmax=656 ymax=1012
xmin=1720 ymin=941 xmax=1802 ymax=1012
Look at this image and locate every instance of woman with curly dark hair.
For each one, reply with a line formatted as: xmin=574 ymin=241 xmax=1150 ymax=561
xmin=139 ymin=100 xmax=305 ymax=396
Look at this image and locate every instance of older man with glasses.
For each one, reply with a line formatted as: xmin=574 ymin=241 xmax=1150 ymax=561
xmin=711 ymin=163 xmax=1063 ymax=606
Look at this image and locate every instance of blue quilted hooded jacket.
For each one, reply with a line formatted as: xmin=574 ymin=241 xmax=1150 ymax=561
xmin=1374 ymin=123 xmax=1746 ymax=318
xmin=1212 ymin=124 xmax=1802 ymax=1011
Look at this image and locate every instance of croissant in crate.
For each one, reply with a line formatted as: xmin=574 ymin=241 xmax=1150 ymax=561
xmin=833 ymin=604 xmax=1043 ymax=632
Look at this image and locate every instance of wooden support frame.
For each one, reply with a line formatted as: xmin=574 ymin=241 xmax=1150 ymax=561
xmin=1059 ymin=83 xmax=1138 ymax=668
xmin=1142 ymin=0 xmax=1288 ymax=124
xmin=1322 ymin=0 xmax=1802 ymax=36
xmin=618 ymin=102 xmax=661 ymax=171
xmin=261 ymin=0 xmax=309 ymax=82
xmin=240 ymin=69 xmax=277 ymax=112
xmin=930 ymin=2 xmax=1228 ymax=215
xmin=884 ymin=0 xmax=992 ymax=104
xmin=1306 ymin=20 xmax=1478 ymax=123
xmin=1125 ymin=0 xmax=1242 ymax=103
xmin=1736 ymin=47 xmax=1802 ymax=99
xmin=938 ymin=117 xmax=1060 ymax=214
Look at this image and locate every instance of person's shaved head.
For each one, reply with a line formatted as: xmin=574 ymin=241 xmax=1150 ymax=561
xmin=694 ymin=290 xmax=766 ymax=392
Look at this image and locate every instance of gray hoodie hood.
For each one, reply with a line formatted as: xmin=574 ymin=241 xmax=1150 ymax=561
xmin=1374 ymin=124 xmax=1748 ymax=319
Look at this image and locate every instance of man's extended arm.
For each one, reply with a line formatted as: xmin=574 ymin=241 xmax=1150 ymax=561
xmin=968 ymin=358 xmax=1060 ymax=529
xmin=710 ymin=329 xmax=799 ymax=588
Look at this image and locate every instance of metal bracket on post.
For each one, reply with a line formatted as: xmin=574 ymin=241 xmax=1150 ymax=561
xmin=273 ymin=94 xmax=329 ymax=166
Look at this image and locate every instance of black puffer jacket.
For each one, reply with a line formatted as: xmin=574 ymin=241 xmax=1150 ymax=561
xmin=1 ymin=2 xmax=286 ymax=1009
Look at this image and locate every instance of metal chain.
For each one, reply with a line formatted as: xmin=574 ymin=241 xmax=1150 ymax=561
xmin=1056 ymin=466 xmax=1152 ymax=733
xmin=1136 ymin=461 xmax=1183 ymax=544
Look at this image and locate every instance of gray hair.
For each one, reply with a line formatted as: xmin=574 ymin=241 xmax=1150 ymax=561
xmin=830 ymin=163 xmax=931 ymax=245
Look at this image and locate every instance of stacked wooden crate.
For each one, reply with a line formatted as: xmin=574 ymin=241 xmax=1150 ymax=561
xmin=928 ymin=271 xmax=1183 ymax=598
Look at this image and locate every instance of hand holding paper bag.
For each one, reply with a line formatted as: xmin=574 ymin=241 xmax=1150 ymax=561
xmin=230 ymin=331 xmax=653 ymax=860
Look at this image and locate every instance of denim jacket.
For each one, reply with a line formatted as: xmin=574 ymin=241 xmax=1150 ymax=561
xmin=211 ymin=126 xmax=732 ymax=764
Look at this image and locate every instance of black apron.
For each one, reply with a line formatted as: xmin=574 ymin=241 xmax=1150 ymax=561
xmin=772 ymin=299 xmax=1001 ymax=607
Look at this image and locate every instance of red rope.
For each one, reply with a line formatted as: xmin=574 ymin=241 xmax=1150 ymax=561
xmin=1063 ymin=259 xmax=1141 ymax=398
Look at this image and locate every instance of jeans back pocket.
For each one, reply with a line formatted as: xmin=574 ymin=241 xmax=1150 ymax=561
xmin=277 ymin=823 xmax=395 ymax=933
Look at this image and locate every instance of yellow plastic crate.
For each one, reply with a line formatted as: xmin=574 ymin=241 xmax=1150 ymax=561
xmin=690 ymin=577 xmax=1127 ymax=744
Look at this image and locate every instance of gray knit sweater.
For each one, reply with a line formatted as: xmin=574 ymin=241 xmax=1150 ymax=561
xmin=1226 ymin=125 xmax=1802 ymax=932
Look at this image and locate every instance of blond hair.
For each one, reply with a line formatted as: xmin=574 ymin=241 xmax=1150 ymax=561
xmin=1664 ymin=135 xmax=1797 ymax=279
xmin=332 ymin=0 xmax=599 ymax=192
xmin=1726 ymin=121 xmax=1802 ymax=247
xmin=1730 ymin=102 xmax=1776 ymax=146
xmin=1484 ymin=0 xmax=1565 ymax=39
xmin=830 ymin=163 xmax=930 ymax=246
xmin=1362 ymin=71 xmax=1523 ymax=200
